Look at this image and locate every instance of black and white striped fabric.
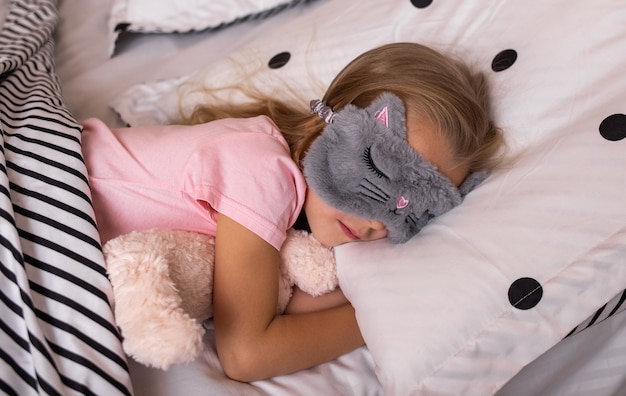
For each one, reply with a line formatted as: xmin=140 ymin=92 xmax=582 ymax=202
xmin=565 ymin=289 xmax=626 ymax=339
xmin=0 ymin=0 xmax=132 ymax=394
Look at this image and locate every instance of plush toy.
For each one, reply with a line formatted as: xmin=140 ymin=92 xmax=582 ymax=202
xmin=103 ymin=228 xmax=337 ymax=370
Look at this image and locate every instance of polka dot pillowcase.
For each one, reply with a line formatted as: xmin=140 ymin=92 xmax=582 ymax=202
xmin=111 ymin=0 xmax=626 ymax=394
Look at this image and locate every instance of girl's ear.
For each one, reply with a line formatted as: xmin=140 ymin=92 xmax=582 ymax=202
xmin=365 ymin=93 xmax=407 ymax=137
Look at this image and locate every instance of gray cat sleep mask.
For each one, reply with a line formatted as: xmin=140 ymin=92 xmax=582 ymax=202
xmin=303 ymin=92 xmax=488 ymax=244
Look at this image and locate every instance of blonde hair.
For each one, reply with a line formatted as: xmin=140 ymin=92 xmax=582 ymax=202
xmin=186 ymin=42 xmax=505 ymax=172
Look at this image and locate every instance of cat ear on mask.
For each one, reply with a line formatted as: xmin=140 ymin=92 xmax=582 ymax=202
xmin=365 ymin=93 xmax=407 ymax=138
xmin=374 ymin=105 xmax=389 ymax=127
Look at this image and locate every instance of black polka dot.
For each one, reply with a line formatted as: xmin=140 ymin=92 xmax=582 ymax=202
xmin=508 ymin=277 xmax=543 ymax=310
xmin=268 ymin=52 xmax=291 ymax=69
xmin=411 ymin=0 xmax=433 ymax=8
xmin=491 ymin=49 xmax=517 ymax=72
xmin=599 ymin=114 xmax=626 ymax=141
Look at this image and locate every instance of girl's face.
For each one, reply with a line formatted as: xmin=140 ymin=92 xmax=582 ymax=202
xmin=303 ymin=109 xmax=468 ymax=248
xmin=304 ymin=187 xmax=388 ymax=247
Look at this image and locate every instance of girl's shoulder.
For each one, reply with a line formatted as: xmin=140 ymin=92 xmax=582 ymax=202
xmin=188 ymin=115 xmax=285 ymax=143
xmin=187 ymin=116 xmax=297 ymax=174
xmin=184 ymin=117 xmax=307 ymax=250
xmin=85 ymin=115 xmax=285 ymax=148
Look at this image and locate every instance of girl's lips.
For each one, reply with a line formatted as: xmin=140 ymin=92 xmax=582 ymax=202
xmin=339 ymin=221 xmax=360 ymax=241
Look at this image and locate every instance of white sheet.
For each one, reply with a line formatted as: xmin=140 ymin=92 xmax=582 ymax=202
xmin=129 ymin=324 xmax=381 ymax=395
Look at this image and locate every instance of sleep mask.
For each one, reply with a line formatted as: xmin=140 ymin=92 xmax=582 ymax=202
xmin=303 ymin=92 xmax=488 ymax=243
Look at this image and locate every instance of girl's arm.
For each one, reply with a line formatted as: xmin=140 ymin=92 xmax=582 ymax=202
xmin=285 ymin=288 xmax=349 ymax=314
xmin=213 ymin=213 xmax=364 ymax=382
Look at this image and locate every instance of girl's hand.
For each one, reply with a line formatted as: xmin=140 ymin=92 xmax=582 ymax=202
xmin=284 ymin=287 xmax=349 ymax=314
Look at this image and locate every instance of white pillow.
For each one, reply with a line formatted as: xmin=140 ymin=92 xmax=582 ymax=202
xmin=111 ymin=0 xmax=626 ymax=394
xmin=108 ymin=0 xmax=314 ymax=56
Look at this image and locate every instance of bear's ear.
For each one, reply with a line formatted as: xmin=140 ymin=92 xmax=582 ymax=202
xmin=365 ymin=92 xmax=407 ymax=137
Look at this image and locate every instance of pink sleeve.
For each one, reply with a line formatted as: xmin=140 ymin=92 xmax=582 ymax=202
xmin=184 ymin=127 xmax=307 ymax=251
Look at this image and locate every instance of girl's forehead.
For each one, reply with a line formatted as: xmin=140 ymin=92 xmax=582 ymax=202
xmin=405 ymin=111 xmax=468 ymax=187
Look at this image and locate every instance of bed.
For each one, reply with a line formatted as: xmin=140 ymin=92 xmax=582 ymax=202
xmin=1 ymin=0 xmax=625 ymax=394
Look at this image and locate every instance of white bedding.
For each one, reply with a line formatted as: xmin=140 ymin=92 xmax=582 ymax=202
xmin=4 ymin=0 xmax=618 ymax=394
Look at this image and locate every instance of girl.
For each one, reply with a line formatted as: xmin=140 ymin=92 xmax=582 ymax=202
xmin=81 ymin=42 xmax=504 ymax=382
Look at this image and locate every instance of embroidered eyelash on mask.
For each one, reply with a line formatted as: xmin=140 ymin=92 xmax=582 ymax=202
xmin=304 ymin=92 xmax=488 ymax=243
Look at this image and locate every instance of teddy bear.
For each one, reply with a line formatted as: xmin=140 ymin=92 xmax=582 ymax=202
xmin=103 ymin=228 xmax=337 ymax=370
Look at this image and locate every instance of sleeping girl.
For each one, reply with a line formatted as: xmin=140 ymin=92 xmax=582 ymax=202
xmin=81 ymin=42 xmax=505 ymax=381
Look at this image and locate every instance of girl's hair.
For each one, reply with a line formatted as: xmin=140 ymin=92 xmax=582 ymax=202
xmin=186 ymin=42 xmax=505 ymax=173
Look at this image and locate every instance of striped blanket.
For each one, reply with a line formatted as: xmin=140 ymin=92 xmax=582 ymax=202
xmin=0 ymin=0 xmax=132 ymax=394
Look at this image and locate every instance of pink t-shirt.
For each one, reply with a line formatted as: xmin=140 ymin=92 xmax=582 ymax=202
xmin=81 ymin=116 xmax=307 ymax=250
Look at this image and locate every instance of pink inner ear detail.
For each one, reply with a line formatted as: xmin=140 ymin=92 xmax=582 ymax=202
xmin=375 ymin=106 xmax=389 ymax=127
